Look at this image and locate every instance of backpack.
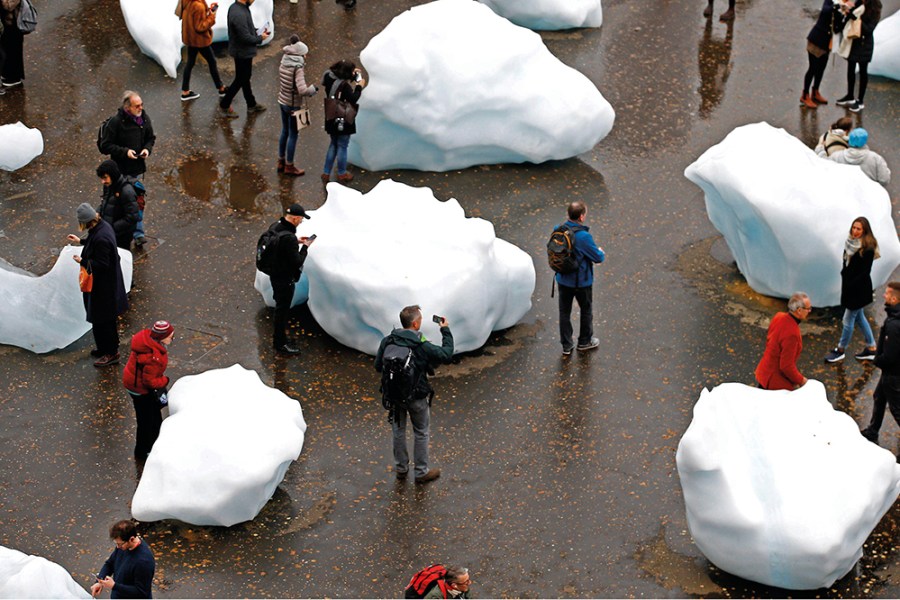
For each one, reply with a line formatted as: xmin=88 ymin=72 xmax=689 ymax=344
xmin=122 ymin=175 xmax=147 ymax=211
xmin=380 ymin=343 xmax=418 ymax=416
xmin=324 ymin=79 xmax=357 ymax=133
xmin=256 ymin=227 xmax=290 ymax=276
xmin=16 ymin=0 xmax=37 ymax=34
xmin=547 ymin=224 xmax=584 ymax=275
xmin=97 ymin=115 xmax=115 ymax=153
xmin=404 ymin=564 xmax=447 ymax=599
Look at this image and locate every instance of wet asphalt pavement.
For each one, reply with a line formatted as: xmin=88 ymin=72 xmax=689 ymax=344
xmin=1 ymin=0 xmax=900 ymax=597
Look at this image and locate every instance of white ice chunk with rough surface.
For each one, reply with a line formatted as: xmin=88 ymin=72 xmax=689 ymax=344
xmin=0 ymin=246 xmax=133 ymax=354
xmin=131 ymin=365 xmax=306 ymax=527
xmin=870 ymin=9 xmax=900 ymax=80
xmin=0 ymin=545 xmax=90 ymax=599
xmin=684 ymin=122 xmax=900 ymax=306
xmin=479 ymin=0 xmax=602 ymax=30
xmin=676 ymin=381 xmax=900 ymax=590
xmin=348 ymin=0 xmax=614 ymax=172
xmin=0 ymin=122 xmax=43 ymax=171
xmin=254 ymin=180 xmax=535 ymax=355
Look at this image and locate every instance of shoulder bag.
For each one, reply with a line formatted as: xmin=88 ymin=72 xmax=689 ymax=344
xmin=290 ymin=68 xmax=311 ymax=130
xmin=79 ymin=260 xmax=93 ymax=293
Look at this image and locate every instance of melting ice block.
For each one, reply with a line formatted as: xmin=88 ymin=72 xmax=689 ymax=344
xmin=0 ymin=122 xmax=43 ymax=171
xmin=131 ymin=365 xmax=306 ymax=527
xmin=254 ymin=180 xmax=535 ymax=355
xmin=684 ymin=122 xmax=900 ymax=306
xmin=348 ymin=0 xmax=614 ymax=172
xmin=676 ymin=381 xmax=900 ymax=590
xmin=478 ymin=0 xmax=602 ymax=30
xmin=0 ymin=545 xmax=90 ymax=599
xmin=0 ymin=246 xmax=133 ymax=354
xmin=870 ymin=9 xmax=900 ymax=80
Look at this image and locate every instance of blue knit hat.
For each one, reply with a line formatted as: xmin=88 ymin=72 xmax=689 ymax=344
xmin=848 ymin=128 xmax=868 ymax=148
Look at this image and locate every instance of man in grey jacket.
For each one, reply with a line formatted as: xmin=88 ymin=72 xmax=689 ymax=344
xmin=219 ymin=0 xmax=269 ymax=118
xmin=828 ymin=128 xmax=891 ymax=187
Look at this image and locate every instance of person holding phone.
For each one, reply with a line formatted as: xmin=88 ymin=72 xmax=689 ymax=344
xmin=90 ymin=521 xmax=154 ymax=599
xmin=321 ymin=59 xmax=365 ymax=183
xmin=220 ymin=0 xmax=270 ymax=118
xmin=179 ymin=0 xmax=225 ymax=102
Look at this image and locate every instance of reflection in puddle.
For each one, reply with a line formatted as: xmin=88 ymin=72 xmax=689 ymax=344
xmin=227 ymin=165 xmax=267 ymax=212
xmin=178 ymin=155 xmax=218 ymax=202
xmin=169 ymin=153 xmax=274 ymax=214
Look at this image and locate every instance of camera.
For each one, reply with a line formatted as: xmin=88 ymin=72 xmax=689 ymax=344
xmin=334 ymin=117 xmax=346 ymax=132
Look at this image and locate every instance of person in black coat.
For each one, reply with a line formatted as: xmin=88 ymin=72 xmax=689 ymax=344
xmin=801 ymin=0 xmax=839 ymax=108
xmin=321 ymin=60 xmax=364 ymax=183
xmin=67 ymin=203 xmax=129 ymax=368
xmin=824 ymin=217 xmax=879 ymax=363
xmin=96 ymin=160 xmax=140 ymax=250
xmin=860 ymin=281 xmax=900 ymax=455
xmin=219 ymin=0 xmax=269 ymax=117
xmin=836 ymin=0 xmax=883 ymax=112
xmin=99 ymin=92 xmax=156 ymax=178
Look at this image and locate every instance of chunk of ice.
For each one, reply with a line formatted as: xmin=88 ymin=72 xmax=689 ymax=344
xmin=478 ymin=0 xmax=602 ymax=30
xmin=0 ymin=545 xmax=90 ymax=599
xmin=0 ymin=122 xmax=43 ymax=171
xmin=870 ymin=9 xmax=900 ymax=80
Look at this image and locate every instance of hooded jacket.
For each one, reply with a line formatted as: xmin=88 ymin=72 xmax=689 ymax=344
xmin=123 ymin=329 xmax=171 ymax=395
xmin=553 ymin=220 xmax=606 ymax=288
xmin=829 ymin=146 xmax=891 ymax=186
xmin=182 ymin=0 xmax=217 ymax=48
xmin=277 ymin=42 xmax=317 ymax=107
xmin=97 ymin=165 xmax=140 ymax=249
xmin=375 ymin=327 xmax=454 ymax=400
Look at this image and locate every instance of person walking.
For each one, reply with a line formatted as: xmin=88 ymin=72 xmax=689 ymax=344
xmin=321 ymin=60 xmax=364 ymax=183
xmin=860 ymin=282 xmax=900 ymax=455
xmin=375 ymin=305 xmax=453 ymax=484
xmin=814 ymin=116 xmax=853 ymax=157
xmin=96 ymin=160 xmax=140 ymax=250
xmin=825 ymin=217 xmax=880 ymax=363
xmin=835 ymin=0 xmax=883 ymax=113
xmin=0 ymin=0 xmax=25 ymax=87
xmin=828 ymin=128 xmax=891 ymax=186
xmin=219 ymin=0 xmax=269 ymax=118
xmin=552 ymin=201 xmax=606 ymax=355
xmin=179 ymin=0 xmax=226 ymax=102
xmin=277 ymin=35 xmax=317 ymax=176
xmin=90 ymin=520 xmax=155 ymax=599
xmin=123 ymin=321 xmax=174 ymax=462
xmin=67 ymin=204 xmax=129 ymax=368
xmin=704 ymin=0 xmax=735 ymax=21
xmin=423 ymin=567 xmax=472 ymax=599
xmin=801 ymin=0 xmax=840 ymax=109
xmin=755 ymin=292 xmax=811 ymax=390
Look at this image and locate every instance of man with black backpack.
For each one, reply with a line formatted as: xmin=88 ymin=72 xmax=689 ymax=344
xmin=375 ymin=305 xmax=453 ymax=484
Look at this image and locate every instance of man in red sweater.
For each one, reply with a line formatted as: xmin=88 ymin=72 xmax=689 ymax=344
xmin=755 ymin=292 xmax=811 ymax=391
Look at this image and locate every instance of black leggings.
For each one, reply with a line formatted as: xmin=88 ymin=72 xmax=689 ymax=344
xmin=847 ymin=59 xmax=869 ymax=102
xmin=803 ymin=51 xmax=828 ymax=94
xmin=182 ymin=45 xmax=223 ymax=92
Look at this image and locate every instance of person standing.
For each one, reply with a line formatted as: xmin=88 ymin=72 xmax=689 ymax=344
xmin=99 ymin=91 xmax=156 ymax=247
xmin=96 ymin=160 xmax=139 ymax=250
xmin=828 ymin=128 xmax=891 ymax=186
xmin=219 ymin=0 xmax=269 ymax=118
xmin=67 ymin=204 xmax=129 ymax=368
xmin=704 ymin=0 xmax=735 ymax=21
xmin=835 ymin=0 xmax=883 ymax=113
xmin=0 ymin=0 xmax=25 ymax=87
xmin=552 ymin=201 xmax=606 ymax=355
xmin=801 ymin=0 xmax=839 ymax=109
xmin=277 ymin=35 xmax=317 ymax=176
xmin=825 ymin=217 xmax=879 ymax=363
xmin=321 ymin=60 xmax=364 ymax=183
xmin=375 ymin=305 xmax=453 ymax=484
xmin=860 ymin=282 xmax=900 ymax=452
xmin=123 ymin=321 xmax=174 ymax=461
xmin=179 ymin=0 xmax=226 ymax=102
xmin=755 ymin=292 xmax=811 ymax=390
xmin=90 ymin=520 xmax=154 ymax=599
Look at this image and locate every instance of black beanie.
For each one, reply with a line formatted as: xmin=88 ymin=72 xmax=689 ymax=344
xmin=96 ymin=159 xmax=121 ymax=181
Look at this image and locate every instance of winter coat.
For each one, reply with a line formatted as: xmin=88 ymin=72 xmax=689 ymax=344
xmin=841 ymin=247 xmax=875 ymax=310
xmin=123 ymin=329 xmax=171 ymax=395
xmin=755 ymin=312 xmax=804 ymax=391
xmin=80 ymin=219 xmax=128 ymax=324
xmin=0 ymin=0 xmax=19 ymax=27
xmin=99 ymin=108 xmax=156 ymax=177
xmin=845 ymin=0 xmax=881 ymax=62
xmin=226 ymin=1 xmax=262 ymax=59
xmin=553 ymin=220 xmax=606 ymax=289
xmin=266 ymin=217 xmax=309 ymax=283
xmin=97 ymin=176 xmax=140 ymax=249
xmin=375 ymin=327 xmax=454 ymax=400
xmin=875 ymin=303 xmax=900 ymax=376
xmin=829 ymin=146 xmax=891 ymax=186
xmin=807 ymin=0 xmax=838 ymax=52
xmin=815 ymin=128 xmax=850 ymax=157
xmin=322 ymin=70 xmax=362 ymax=136
xmin=277 ymin=44 xmax=317 ymax=108
xmin=423 ymin=582 xmax=469 ymax=600
xmin=182 ymin=0 xmax=216 ymax=48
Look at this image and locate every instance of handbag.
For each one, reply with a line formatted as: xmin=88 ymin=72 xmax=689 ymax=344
xmin=16 ymin=0 xmax=37 ymax=34
xmin=324 ymin=79 xmax=358 ymax=132
xmin=846 ymin=16 xmax=862 ymax=39
xmin=291 ymin=83 xmax=311 ymax=130
xmin=79 ymin=261 xmax=93 ymax=293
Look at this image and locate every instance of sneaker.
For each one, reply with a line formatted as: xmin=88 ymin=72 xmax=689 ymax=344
xmin=219 ymin=106 xmax=239 ymax=119
xmin=848 ymin=100 xmax=864 ymax=113
xmin=181 ymin=90 xmax=200 ymax=102
xmin=0 ymin=88 xmax=5 ymax=96
xmin=1 ymin=79 xmax=22 ymax=87
xmin=855 ymin=347 xmax=876 ymax=361
xmin=134 ymin=236 xmax=146 ymax=248
xmin=835 ymin=94 xmax=855 ymax=106
xmin=93 ymin=353 xmax=120 ymax=368
xmin=414 ymin=468 xmax=441 ymax=484
xmin=824 ymin=347 xmax=845 ymax=363
xmin=275 ymin=344 xmax=301 ymax=356
xmin=576 ymin=337 xmax=600 ymax=351
xmin=217 ymin=86 xmax=227 ymax=98
xmin=247 ymin=103 xmax=267 ymax=113
xmin=562 ymin=346 xmax=573 ymax=356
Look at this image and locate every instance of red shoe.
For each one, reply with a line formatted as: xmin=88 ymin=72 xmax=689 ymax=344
xmin=800 ymin=92 xmax=817 ymax=109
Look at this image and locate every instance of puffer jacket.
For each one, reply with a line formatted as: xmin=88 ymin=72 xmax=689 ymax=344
xmin=829 ymin=147 xmax=891 ymax=186
xmin=123 ymin=329 xmax=170 ymax=395
xmin=277 ymin=43 xmax=317 ymax=107
xmin=97 ymin=176 xmax=140 ymax=249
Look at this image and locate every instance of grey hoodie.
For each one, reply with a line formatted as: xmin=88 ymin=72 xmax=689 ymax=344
xmin=829 ymin=146 xmax=891 ymax=186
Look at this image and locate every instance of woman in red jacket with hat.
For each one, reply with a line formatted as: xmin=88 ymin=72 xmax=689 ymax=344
xmin=123 ymin=320 xmax=174 ymax=461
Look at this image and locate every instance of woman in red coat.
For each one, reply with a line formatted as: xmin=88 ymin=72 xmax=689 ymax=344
xmin=123 ymin=321 xmax=174 ymax=460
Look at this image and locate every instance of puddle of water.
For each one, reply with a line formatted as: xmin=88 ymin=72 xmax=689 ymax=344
xmin=178 ymin=155 xmax=218 ymax=203
xmin=227 ymin=165 xmax=267 ymax=213
xmin=170 ymin=154 xmax=270 ymax=214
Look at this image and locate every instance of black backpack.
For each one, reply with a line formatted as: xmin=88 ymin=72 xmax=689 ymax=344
xmin=97 ymin=115 xmax=115 ymax=153
xmin=380 ymin=343 xmax=419 ymax=417
xmin=256 ymin=228 xmax=290 ymax=276
xmin=547 ymin=224 xmax=584 ymax=275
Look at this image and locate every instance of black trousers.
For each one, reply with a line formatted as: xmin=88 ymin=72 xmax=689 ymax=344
xmin=182 ymin=45 xmax=222 ymax=92
xmin=0 ymin=25 xmax=23 ymax=82
xmin=866 ymin=373 xmax=900 ymax=434
xmin=91 ymin=319 xmax=120 ymax=355
xmin=803 ymin=51 xmax=828 ymax=94
xmin=130 ymin=392 xmax=163 ymax=460
xmin=847 ymin=59 xmax=869 ymax=102
xmin=272 ymin=280 xmax=295 ymax=348
xmin=558 ymin=283 xmax=593 ymax=350
xmin=221 ymin=56 xmax=256 ymax=109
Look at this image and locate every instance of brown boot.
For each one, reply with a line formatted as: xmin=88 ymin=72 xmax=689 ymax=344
xmin=703 ymin=1 xmax=713 ymax=17
xmin=719 ymin=7 xmax=735 ymax=21
xmin=283 ymin=164 xmax=305 ymax=176
xmin=811 ymin=90 xmax=828 ymax=104
xmin=320 ymin=173 xmax=330 ymax=184
xmin=277 ymin=158 xmax=285 ymax=173
xmin=414 ymin=468 xmax=441 ymax=484
xmin=800 ymin=92 xmax=817 ymax=109
xmin=336 ymin=172 xmax=354 ymax=183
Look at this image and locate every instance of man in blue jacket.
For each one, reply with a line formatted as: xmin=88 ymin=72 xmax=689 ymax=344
xmin=219 ymin=0 xmax=269 ymax=118
xmin=554 ymin=201 xmax=606 ymax=355
xmin=90 ymin=520 xmax=155 ymax=599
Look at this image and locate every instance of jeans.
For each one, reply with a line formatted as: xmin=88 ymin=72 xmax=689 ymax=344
xmin=865 ymin=373 xmax=900 ymax=436
xmin=91 ymin=319 xmax=119 ymax=356
xmin=221 ymin=56 xmax=256 ymax=109
xmin=279 ymin=104 xmax=300 ymax=163
xmin=134 ymin=209 xmax=145 ymax=240
xmin=839 ymin=307 xmax=876 ymax=349
xmin=392 ymin=396 xmax=430 ymax=478
xmin=272 ymin=279 xmax=294 ymax=348
xmin=129 ymin=392 xmax=163 ymax=460
xmin=558 ymin=283 xmax=593 ymax=350
xmin=182 ymin=45 xmax=223 ymax=92
xmin=323 ymin=134 xmax=350 ymax=176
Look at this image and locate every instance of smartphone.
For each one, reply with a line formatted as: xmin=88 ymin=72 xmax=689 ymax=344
xmin=211 ymin=4 xmax=218 ymax=10
xmin=354 ymin=71 xmax=362 ymax=82
xmin=308 ymin=234 xmax=317 ymax=241
xmin=432 ymin=315 xmax=442 ymax=324
xmin=96 ymin=573 xmax=104 ymax=580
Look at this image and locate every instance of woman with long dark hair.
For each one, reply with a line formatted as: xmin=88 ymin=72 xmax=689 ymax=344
xmin=836 ymin=0 xmax=883 ymax=112
xmin=801 ymin=0 xmax=840 ymax=109
xmin=321 ymin=59 xmax=365 ymax=183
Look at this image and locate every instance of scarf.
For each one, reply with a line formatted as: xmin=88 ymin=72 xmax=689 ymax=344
xmin=127 ymin=111 xmax=144 ymax=127
xmin=844 ymin=236 xmax=862 ymax=267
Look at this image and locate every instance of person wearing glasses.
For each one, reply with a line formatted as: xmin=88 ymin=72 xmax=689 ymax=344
xmin=90 ymin=520 xmax=155 ymax=599
xmin=755 ymin=292 xmax=811 ymax=390
xmin=423 ymin=566 xmax=472 ymax=599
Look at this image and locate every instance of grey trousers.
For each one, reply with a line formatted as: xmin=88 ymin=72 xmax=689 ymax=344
xmin=392 ymin=396 xmax=430 ymax=478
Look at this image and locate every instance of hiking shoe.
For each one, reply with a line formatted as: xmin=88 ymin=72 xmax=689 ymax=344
xmin=562 ymin=346 xmax=573 ymax=356
xmin=93 ymin=353 xmax=120 ymax=368
xmin=860 ymin=427 xmax=879 ymax=443
xmin=1 ymin=78 xmax=22 ymax=87
xmin=835 ymin=94 xmax=855 ymax=106
xmin=219 ymin=106 xmax=239 ymax=119
xmin=283 ymin=164 xmax=305 ymax=176
xmin=576 ymin=337 xmax=600 ymax=351
xmin=248 ymin=103 xmax=267 ymax=113
xmin=181 ymin=90 xmax=200 ymax=101
xmin=275 ymin=344 xmax=302 ymax=356
xmin=848 ymin=100 xmax=864 ymax=113
xmin=824 ymin=348 xmax=845 ymax=363
xmin=855 ymin=347 xmax=876 ymax=361
xmin=414 ymin=468 xmax=441 ymax=484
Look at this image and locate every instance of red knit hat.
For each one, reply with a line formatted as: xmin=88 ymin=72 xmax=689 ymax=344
xmin=150 ymin=320 xmax=175 ymax=340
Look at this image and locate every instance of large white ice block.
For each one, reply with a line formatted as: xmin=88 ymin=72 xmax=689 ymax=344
xmin=0 ymin=246 xmax=133 ymax=354
xmin=870 ymin=9 xmax=900 ymax=80
xmin=0 ymin=545 xmax=90 ymax=599
xmin=479 ymin=0 xmax=602 ymax=30
xmin=0 ymin=122 xmax=43 ymax=171
xmin=254 ymin=180 xmax=536 ymax=355
xmin=676 ymin=381 xmax=900 ymax=590
xmin=684 ymin=122 xmax=900 ymax=306
xmin=131 ymin=365 xmax=307 ymax=527
xmin=348 ymin=0 xmax=614 ymax=172
xmin=120 ymin=0 xmax=273 ymax=78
